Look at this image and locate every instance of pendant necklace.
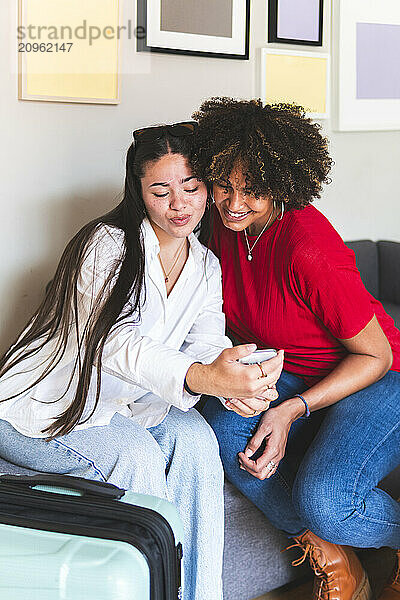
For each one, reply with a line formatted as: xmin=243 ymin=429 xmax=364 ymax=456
xmin=243 ymin=209 xmax=275 ymax=261
xmin=159 ymin=239 xmax=187 ymax=283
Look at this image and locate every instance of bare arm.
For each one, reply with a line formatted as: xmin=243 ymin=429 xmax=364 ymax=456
xmin=279 ymin=315 xmax=392 ymax=420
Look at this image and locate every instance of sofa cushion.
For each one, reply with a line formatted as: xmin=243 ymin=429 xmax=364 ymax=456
xmin=346 ymin=240 xmax=379 ymax=298
xmin=382 ymin=301 xmax=400 ymax=329
xmin=378 ymin=241 xmax=400 ymax=305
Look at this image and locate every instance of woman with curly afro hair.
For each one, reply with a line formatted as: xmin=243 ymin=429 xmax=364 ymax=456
xmin=188 ymin=98 xmax=400 ymax=600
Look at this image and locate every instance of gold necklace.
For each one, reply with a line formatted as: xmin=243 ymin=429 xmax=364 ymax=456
xmin=158 ymin=239 xmax=187 ymax=283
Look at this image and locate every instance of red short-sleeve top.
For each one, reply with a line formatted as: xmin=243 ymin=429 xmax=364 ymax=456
xmin=210 ymin=205 xmax=400 ymax=386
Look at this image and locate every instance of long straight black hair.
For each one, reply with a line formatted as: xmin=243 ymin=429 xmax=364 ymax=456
xmin=0 ymin=132 xmax=198 ymax=439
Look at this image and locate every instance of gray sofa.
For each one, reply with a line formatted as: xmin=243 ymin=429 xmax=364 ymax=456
xmin=0 ymin=240 xmax=399 ymax=600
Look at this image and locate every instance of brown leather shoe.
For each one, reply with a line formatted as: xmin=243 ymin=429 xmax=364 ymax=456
xmin=285 ymin=530 xmax=372 ymax=600
xmin=378 ymin=550 xmax=400 ymax=599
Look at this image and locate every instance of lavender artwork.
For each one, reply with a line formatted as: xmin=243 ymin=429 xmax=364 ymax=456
xmin=356 ymin=22 xmax=400 ymax=100
xmin=277 ymin=0 xmax=320 ymax=42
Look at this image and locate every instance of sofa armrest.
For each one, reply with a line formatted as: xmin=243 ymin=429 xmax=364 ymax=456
xmin=345 ymin=240 xmax=379 ymax=298
xmin=378 ymin=241 xmax=400 ymax=305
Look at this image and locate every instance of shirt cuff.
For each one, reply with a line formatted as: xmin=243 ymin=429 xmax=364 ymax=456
xmin=139 ymin=353 xmax=198 ymax=409
xmin=180 ymin=389 xmax=202 ymax=411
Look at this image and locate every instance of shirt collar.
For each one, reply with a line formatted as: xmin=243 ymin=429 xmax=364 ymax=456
xmin=141 ymin=217 xmax=160 ymax=257
xmin=141 ymin=217 xmax=205 ymax=268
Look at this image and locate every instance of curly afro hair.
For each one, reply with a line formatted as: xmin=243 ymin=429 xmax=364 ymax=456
xmin=191 ymin=97 xmax=333 ymax=210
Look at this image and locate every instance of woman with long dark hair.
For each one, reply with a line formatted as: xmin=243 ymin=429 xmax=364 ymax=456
xmin=191 ymin=98 xmax=400 ymax=600
xmin=0 ymin=122 xmax=283 ymax=600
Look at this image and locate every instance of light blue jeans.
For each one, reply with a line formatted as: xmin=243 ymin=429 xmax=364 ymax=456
xmin=202 ymin=370 xmax=400 ymax=549
xmin=0 ymin=407 xmax=224 ymax=600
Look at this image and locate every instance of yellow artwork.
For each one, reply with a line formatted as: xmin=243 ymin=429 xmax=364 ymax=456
xmin=18 ymin=0 xmax=120 ymax=104
xmin=261 ymin=49 xmax=329 ymax=118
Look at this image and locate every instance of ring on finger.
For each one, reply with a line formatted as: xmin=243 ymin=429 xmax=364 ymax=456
xmin=257 ymin=363 xmax=268 ymax=378
xmin=267 ymin=460 xmax=277 ymax=470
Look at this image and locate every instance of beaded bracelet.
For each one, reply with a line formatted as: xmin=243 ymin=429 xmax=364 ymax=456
xmin=293 ymin=393 xmax=310 ymax=418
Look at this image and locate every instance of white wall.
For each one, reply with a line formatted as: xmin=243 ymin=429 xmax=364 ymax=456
xmin=1 ymin=0 xmax=399 ymax=353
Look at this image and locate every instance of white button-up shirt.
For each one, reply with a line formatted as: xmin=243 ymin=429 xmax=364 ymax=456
xmin=0 ymin=220 xmax=232 ymax=437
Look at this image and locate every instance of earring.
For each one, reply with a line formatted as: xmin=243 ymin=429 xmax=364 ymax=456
xmin=207 ymin=192 xmax=215 ymax=210
xmin=274 ymin=199 xmax=285 ymax=221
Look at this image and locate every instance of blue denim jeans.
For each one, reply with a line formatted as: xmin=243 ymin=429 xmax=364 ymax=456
xmin=202 ymin=369 xmax=400 ymax=549
xmin=0 ymin=407 xmax=224 ymax=600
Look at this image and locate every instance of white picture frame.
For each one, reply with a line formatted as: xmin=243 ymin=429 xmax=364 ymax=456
xmin=260 ymin=48 xmax=330 ymax=120
xmin=137 ymin=0 xmax=250 ymax=60
xmin=335 ymin=0 xmax=400 ymax=131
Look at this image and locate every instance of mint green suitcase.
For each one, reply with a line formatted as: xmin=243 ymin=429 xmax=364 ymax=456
xmin=0 ymin=474 xmax=184 ymax=600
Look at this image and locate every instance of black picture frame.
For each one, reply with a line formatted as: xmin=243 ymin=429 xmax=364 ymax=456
xmin=268 ymin=0 xmax=323 ymax=47
xmin=137 ymin=0 xmax=251 ymax=60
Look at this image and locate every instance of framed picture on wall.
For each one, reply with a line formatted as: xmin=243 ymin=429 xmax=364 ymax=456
xmin=268 ymin=0 xmax=323 ymax=46
xmin=260 ymin=48 xmax=330 ymax=119
xmin=18 ymin=0 xmax=120 ymax=104
xmin=335 ymin=0 xmax=400 ymax=130
xmin=137 ymin=0 xmax=250 ymax=59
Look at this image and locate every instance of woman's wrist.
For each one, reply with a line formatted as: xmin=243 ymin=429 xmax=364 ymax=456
xmin=274 ymin=396 xmax=307 ymax=423
xmin=185 ymin=362 xmax=209 ymax=396
xmin=184 ymin=377 xmax=200 ymax=397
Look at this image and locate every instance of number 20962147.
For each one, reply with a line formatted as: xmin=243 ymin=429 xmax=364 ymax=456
xmin=18 ymin=43 xmax=73 ymax=52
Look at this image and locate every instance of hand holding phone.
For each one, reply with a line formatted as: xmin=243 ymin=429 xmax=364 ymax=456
xmin=224 ymin=347 xmax=283 ymax=417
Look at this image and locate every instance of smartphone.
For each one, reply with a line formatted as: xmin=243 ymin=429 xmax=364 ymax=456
xmin=238 ymin=348 xmax=277 ymax=365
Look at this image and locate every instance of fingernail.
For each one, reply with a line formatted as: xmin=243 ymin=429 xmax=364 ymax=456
xmin=244 ymin=448 xmax=252 ymax=458
xmin=239 ymin=465 xmax=245 ymax=470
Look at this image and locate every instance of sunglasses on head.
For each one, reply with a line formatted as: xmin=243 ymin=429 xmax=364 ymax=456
xmin=133 ymin=121 xmax=197 ymax=145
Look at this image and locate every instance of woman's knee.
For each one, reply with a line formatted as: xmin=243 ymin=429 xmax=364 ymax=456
xmin=108 ymin=436 xmax=167 ymax=492
xmin=78 ymin=416 xmax=168 ymax=484
xmin=166 ymin=408 xmax=224 ymax=476
xmin=292 ymin=469 xmax=358 ymax=541
xmin=116 ymin=428 xmax=166 ymax=471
